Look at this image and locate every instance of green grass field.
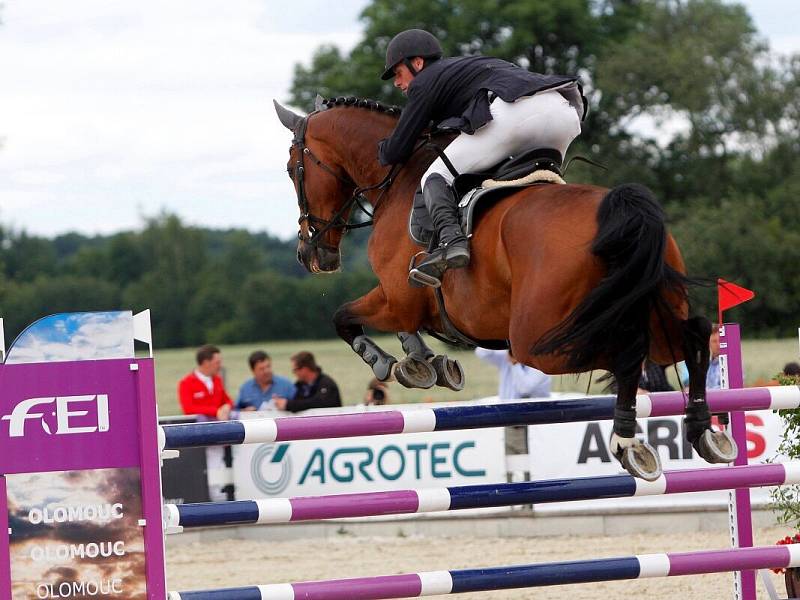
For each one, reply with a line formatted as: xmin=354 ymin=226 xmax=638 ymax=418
xmin=153 ymin=334 xmax=800 ymax=416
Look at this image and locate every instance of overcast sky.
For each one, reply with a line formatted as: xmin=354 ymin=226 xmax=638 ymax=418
xmin=0 ymin=0 xmax=798 ymax=241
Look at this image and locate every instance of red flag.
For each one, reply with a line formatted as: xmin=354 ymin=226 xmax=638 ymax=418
xmin=717 ymin=278 xmax=755 ymax=324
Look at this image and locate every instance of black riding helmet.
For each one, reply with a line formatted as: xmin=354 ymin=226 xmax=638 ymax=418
xmin=380 ymin=29 xmax=443 ymax=80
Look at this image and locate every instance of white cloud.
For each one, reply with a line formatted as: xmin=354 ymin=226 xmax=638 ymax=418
xmin=5 ymin=311 xmax=135 ymax=363
xmin=0 ymin=0 xmax=366 ymax=239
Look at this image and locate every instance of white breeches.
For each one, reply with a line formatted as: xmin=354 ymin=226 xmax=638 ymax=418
xmin=422 ymin=89 xmax=582 ymax=187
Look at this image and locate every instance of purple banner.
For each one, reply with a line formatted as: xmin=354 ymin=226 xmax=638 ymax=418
xmin=0 ymin=358 xmax=167 ymax=599
xmin=0 ymin=360 xmax=143 ymax=474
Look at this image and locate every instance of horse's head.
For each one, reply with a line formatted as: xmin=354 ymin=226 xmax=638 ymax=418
xmin=274 ymin=100 xmax=355 ymax=274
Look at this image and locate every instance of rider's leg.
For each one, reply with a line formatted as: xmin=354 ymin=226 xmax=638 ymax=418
xmin=408 ymin=173 xmax=470 ymax=287
xmin=409 ymin=91 xmax=581 ymax=288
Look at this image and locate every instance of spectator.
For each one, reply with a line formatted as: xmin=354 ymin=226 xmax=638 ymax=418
xmin=236 ymin=350 xmax=295 ymax=411
xmin=274 ymin=351 xmax=342 ymax=412
xmin=178 ymin=344 xmax=233 ymax=421
xmin=178 ymin=344 xmax=234 ymax=502
xmin=638 ymin=360 xmax=674 ymax=393
xmin=784 ymin=362 xmax=800 ymax=377
xmin=475 ymin=347 xmax=550 ymax=460
xmin=706 ymin=324 xmax=721 ymax=389
xmin=365 ymin=378 xmax=390 ymax=405
xmin=678 ymin=324 xmax=722 ymax=389
xmin=475 ymin=348 xmax=551 ymax=399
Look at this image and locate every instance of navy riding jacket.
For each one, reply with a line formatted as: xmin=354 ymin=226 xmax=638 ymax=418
xmin=378 ymin=56 xmax=586 ymax=166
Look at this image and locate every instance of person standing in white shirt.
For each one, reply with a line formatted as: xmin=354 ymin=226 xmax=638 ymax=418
xmin=475 ymin=348 xmax=551 ymax=457
xmin=475 ymin=348 xmax=551 ymax=400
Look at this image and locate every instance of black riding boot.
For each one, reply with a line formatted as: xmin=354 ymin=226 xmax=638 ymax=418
xmin=408 ymin=174 xmax=470 ymax=288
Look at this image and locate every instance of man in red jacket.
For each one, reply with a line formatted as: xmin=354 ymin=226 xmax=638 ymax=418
xmin=178 ymin=344 xmax=233 ymax=420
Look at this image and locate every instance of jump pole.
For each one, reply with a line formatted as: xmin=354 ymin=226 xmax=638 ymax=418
xmin=163 ymin=461 xmax=800 ymax=530
xmin=167 ymin=545 xmax=800 ymax=600
xmin=160 ymin=385 xmax=800 ymax=449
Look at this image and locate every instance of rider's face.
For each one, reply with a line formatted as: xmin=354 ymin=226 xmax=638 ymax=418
xmin=393 ymin=58 xmax=424 ymax=94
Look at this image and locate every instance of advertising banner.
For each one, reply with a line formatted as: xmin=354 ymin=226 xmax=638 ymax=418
xmin=528 ymin=409 xmax=782 ymax=512
xmin=234 ymin=428 xmax=506 ymax=499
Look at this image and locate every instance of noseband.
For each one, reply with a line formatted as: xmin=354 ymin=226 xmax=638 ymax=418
xmin=289 ymin=113 xmax=397 ymax=250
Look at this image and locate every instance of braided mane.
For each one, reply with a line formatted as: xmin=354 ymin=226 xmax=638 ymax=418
xmin=320 ymin=96 xmax=402 ymax=117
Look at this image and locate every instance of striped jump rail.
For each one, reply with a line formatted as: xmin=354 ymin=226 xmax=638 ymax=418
xmin=164 ymin=462 xmax=800 ymax=530
xmin=167 ymin=544 xmax=800 ymax=599
xmin=160 ymin=385 xmax=800 ymax=450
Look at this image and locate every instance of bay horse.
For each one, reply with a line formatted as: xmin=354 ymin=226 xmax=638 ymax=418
xmin=273 ymin=96 xmax=736 ymax=481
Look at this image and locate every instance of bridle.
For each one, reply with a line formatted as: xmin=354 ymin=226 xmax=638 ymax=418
xmin=289 ymin=112 xmax=399 ymax=250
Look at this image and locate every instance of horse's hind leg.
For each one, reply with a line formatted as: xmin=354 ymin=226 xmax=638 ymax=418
xmin=610 ymin=367 xmax=663 ymax=481
xmin=682 ymin=317 xmax=738 ymax=463
xmin=398 ymin=332 xmax=464 ymax=391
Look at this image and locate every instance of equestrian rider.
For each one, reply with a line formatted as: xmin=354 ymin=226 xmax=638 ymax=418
xmin=378 ymin=29 xmax=587 ymax=288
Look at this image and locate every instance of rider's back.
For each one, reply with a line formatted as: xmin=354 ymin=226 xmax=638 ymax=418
xmin=408 ymin=55 xmax=580 ymax=135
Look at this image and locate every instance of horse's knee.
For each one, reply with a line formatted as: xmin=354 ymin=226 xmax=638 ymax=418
xmin=333 ymin=304 xmax=362 ymax=343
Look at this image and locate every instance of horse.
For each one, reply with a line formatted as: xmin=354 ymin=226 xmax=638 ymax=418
xmin=273 ymin=96 xmax=736 ymax=481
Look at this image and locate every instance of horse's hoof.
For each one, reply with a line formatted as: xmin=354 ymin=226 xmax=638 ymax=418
xmin=431 ymin=355 xmax=465 ymax=391
xmin=694 ymin=429 xmax=738 ymax=464
xmin=394 ymin=355 xmax=437 ymax=389
xmin=610 ymin=434 xmax=662 ymax=481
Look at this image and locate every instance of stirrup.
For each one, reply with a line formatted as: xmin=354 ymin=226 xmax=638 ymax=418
xmin=408 ymin=250 xmax=444 ymax=288
xmin=408 ymin=269 xmax=441 ymax=288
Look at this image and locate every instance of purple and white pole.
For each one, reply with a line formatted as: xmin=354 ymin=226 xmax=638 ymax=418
xmin=167 ymin=544 xmax=800 ymax=600
xmin=160 ymin=385 xmax=800 ymax=450
xmin=163 ymin=462 xmax=800 ymax=530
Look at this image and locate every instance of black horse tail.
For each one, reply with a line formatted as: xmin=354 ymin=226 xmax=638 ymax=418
xmin=532 ymin=183 xmax=687 ymax=378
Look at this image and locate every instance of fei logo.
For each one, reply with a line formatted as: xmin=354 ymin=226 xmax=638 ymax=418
xmin=1 ymin=395 xmax=110 ymax=438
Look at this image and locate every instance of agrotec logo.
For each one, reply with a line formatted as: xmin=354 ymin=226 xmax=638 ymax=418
xmin=1 ymin=395 xmax=110 ymax=438
xmin=251 ymin=444 xmax=293 ymax=495
xmin=251 ymin=440 xmax=487 ymax=496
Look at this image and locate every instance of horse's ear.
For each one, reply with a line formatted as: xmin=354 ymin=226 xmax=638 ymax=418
xmin=314 ymin=94 xmax=328 ymax=112
xmin=273 ymin=100 xmax=303 ymax=132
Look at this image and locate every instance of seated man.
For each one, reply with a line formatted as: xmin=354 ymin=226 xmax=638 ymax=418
xmin=275 ymin=351 xmax=342 ymax=412
xmin=236 ymin=350 xmax=295 ymax=411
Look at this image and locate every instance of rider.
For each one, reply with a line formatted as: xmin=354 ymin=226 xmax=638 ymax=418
xmin=378 ymin=29 xmax=586 ymax=288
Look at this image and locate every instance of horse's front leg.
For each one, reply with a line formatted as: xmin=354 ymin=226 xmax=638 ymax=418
xmin=333 ymin=288 xmax=398 ymax=382
xmin=682 ymin=317 xmax=737 ymax=464
xmin=397 ymin=332 xmax=464 ymax=391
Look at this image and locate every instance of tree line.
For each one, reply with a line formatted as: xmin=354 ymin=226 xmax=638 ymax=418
xmin=0 ymin=215 xmax=377 ymax=348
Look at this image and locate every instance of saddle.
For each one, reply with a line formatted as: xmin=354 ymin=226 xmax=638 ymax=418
xmin=409 ymin=147 xmax=565 ymax=246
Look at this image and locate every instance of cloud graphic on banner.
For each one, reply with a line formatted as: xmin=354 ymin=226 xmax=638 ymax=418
xmin=8 ymin=468 xmax=147 ymax=598
xmin=6 ymin=311 xmax=135 ymax=364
